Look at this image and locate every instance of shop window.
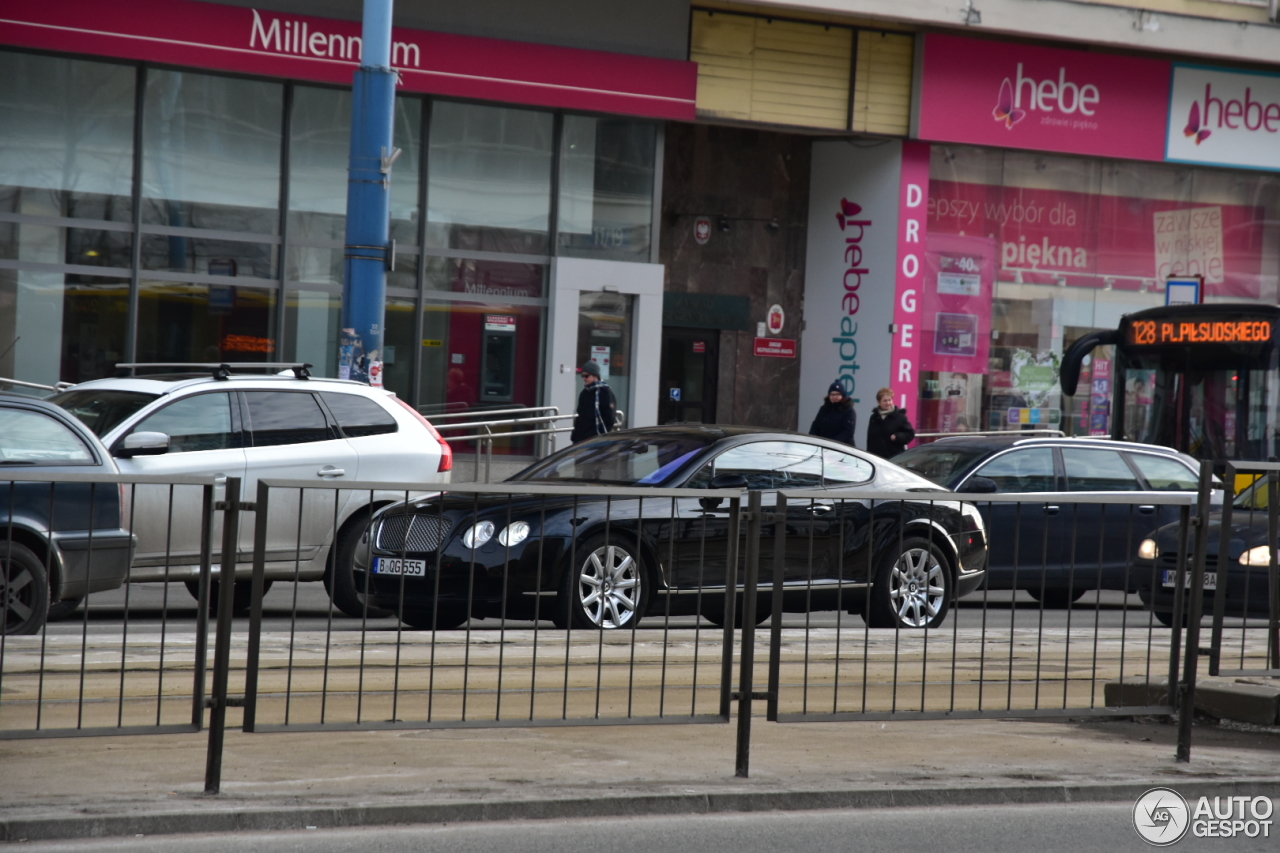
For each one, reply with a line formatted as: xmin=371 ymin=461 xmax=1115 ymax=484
xmin=418 ymin=298 xmax=545 ymax=454
xmin=140 ymin=234 xmax=278 ymax=280
xmin=0 ymin=271 xmax=130 ymax=388
xmin=287 ymin=86 xmax=421 ymax=249
xmin=141 ymin=69 xmax=283 ymax=235
xmin=282 ymin=289 xmax=415 ymax=401
xmin=0 ymin=51 xmax=135 ymax=222
xmin=136 ymin=280 xmax=278 ymax=366
xmin=426 ymin=101 xmax=553 ymax=255
xmin=915 ymin=145 xmax=1280 ymax=438
xmin=558 ymin=116 xmax=656 ymax=260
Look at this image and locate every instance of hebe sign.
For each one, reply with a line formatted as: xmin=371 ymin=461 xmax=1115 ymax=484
xmin=919 ymin=33 xmax=1170 ymax=162
xmin=1167 ymin=65 xmax=1280 ymax=171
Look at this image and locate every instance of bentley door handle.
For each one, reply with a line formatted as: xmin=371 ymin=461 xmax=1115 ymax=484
xmin=1043 ymin=505 xmax=1060 ymax=515
xmin=1138 ymin=505 xmax=1156 ymax=514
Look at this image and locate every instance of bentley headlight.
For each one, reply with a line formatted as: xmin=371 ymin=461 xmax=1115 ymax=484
xmin=462 ymin=521 xmax=495 ymax=549
xmin=1240 ymin=545 xmax=1271 ymax=567
xmin=498 ymin=521 xmax=531 ymax=546
xmin=1137 ymin=539 xmax=1159 ymax=561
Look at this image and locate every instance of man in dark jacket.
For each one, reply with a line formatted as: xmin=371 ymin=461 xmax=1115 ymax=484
xmin=866 ymin=386 xmax=915 ymax=459
xmin=808 ymin=381 xmax=856 ymax=446
xmin=570 ymin=361 xmax=616 ymax=442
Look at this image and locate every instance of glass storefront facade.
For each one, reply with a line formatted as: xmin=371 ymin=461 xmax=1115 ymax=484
xmin=916 ymin=145 xmax=1280 ymax=438
xmin=0 ymin=48 xmax=659 ymax=416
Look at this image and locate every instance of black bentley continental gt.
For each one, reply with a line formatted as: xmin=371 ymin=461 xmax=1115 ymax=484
xmin=353 ymin=426 xmax=988 ymax=631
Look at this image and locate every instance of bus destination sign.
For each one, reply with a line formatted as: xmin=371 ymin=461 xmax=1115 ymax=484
xmin=1126 ymin=318 xmax=1274 ymax=347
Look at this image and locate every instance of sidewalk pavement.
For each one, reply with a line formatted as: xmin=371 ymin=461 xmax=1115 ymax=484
xmin=2 ymin=713 xmax=1279 ymax=842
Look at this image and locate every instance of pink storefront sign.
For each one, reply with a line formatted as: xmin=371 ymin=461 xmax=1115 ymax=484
xmin=890 ymin=141 xmax=932 ymax=412
xmin=0 ymin=0 xmax=697 ymax=121
xmin=918 ymin=33 xmax=1171 ymax=162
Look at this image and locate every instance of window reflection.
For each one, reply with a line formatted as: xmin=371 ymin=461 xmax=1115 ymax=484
xmin=0 ymin=52 xmax=135 ymax=222
xmin=136 ymin=280 xmax=278 ymax=365
xmin=142 ymin=70 xmax=283 ymax=234
xmin=558 ymin=116 xmax=656 ymax=260
xmin=426 ymin=101 xmax=553 ymax=254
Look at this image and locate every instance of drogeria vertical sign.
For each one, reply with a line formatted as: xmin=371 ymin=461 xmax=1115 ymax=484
xmin=798 ymin=141 xmax=902 ymax=434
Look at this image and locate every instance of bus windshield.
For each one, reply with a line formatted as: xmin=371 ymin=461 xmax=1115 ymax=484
xmin=1122 ymin=352 xmax=1279 ymax=463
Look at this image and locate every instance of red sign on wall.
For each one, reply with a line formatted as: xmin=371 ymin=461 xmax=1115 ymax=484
xmin=692 ymin=341 xmax=706 ymax=353
xmin=0 ymin=0 xmax=697 ymax=121
xmin=753 ymin=338 xmax=796 ymax=358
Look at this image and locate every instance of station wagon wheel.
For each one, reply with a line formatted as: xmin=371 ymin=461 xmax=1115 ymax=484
xmin=868 ymin=537 xmax=950 ymax=630
xmin=2 ymin=541 xmax=50 ymax=635
xmin=559 ymin=535 xmax=646 ymax=630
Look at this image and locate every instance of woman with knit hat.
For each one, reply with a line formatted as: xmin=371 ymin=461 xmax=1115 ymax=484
xmin=808 ymin=381 xmax=856 ymax=447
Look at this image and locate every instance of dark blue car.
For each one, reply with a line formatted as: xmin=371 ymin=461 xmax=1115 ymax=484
xmin=893 ymin=435 xmax=1206 ymax=606
xmin=1 ymin=394 xmax=134 ymax=634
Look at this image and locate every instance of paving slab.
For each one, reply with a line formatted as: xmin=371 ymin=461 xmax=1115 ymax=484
xmin=2 ymin=713 xmax=1279 ymax=841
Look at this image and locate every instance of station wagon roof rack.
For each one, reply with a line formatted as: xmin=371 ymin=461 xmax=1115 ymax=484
xmin=115 ymin=362 xmax=313 ymax=381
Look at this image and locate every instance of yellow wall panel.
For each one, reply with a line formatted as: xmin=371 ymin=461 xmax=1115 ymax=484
xmin=691 ymin=9 xmax=852 ymax=130
xmin=852 ymin=30 xmax=914 ymax=135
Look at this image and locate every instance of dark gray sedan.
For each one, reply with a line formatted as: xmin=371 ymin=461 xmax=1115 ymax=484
xmin=1 ymin=394 xmax=134 ymax=634
xmin=894 ymin=435 xmax=1207 ymax=606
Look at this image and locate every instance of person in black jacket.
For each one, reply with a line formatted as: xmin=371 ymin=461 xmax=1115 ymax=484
xmin=808 ymin=381 xmax=856 ymax=446
xmin=570 ymin=361 xmax=616 ymax=442
xmin=866 ymin=386 xmax=915 ymax=459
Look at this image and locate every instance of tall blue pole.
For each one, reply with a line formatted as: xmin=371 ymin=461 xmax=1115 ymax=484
xmin=340 ymin=0 xmax=398 ymax=386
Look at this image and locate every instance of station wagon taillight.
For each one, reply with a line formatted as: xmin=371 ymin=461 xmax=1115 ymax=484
xmin=395 ymin=398 xmax=453 ymax=473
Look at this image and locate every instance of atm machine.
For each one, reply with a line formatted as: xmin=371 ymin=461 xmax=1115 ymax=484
xmin=481 ymin=314 xmax=517 ymax=403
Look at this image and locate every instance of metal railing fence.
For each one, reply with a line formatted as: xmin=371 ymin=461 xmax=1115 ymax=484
xmin=760 ymin=488 xmax=1197 ymax=732
xmin=1207 ymin=461 xmax=1280 ymax=679
xmin=1 ymin=472 xmax=220 ymax=740
xmin=234 ymin=478 xmax=745 ymax=747
xmin=0 ymin=467 xmax=1223 ymax=790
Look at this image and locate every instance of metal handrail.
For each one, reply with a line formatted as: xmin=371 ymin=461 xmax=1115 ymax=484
xmin=0 ymin=377 xmax=74 ymax=394
xmin=434 ymin=413 xmax=571 ymax=431
xmin=914 ymin=429 xmax=1065 ymax=440
xmin=423 ymin=405 xmax=560 ymax=422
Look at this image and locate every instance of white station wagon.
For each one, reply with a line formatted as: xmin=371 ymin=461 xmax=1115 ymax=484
xmin=50 ymin=364 xmax=452 ymax=616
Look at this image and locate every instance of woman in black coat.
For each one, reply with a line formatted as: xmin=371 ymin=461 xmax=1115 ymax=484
xmin=808 ymin=382 xmax=856 ymax=446
xmin=866 ymin=386 xmax=915 ymax=459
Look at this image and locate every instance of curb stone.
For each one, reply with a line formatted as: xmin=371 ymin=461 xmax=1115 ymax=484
xmin=4 ymin=778 xmax=1280 ymax=842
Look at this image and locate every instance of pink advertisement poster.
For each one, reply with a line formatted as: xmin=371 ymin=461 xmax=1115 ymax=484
xmin=918 ymin=33 xmax=1172 ymax=162
xmin=927 ymin=180 xmax=1267 ymax=298
xmin=920 ymin=233 xmax=995 ymax=375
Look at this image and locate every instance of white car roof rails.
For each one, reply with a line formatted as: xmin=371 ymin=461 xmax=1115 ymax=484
xmin=115 ymin=362 xmax=314 ymax=381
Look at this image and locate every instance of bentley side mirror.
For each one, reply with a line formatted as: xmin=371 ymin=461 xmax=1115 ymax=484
xmin=701 ymin=473 xmax=749 ymax=510
xmin=117 ymin=431 xmax=171 ymax=458
xmin=959 ymin=476 xmax=998 ymax=494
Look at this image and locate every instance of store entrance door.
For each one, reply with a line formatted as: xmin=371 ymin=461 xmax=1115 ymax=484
xmin=659 ymin=328 xmax=718 ymax=424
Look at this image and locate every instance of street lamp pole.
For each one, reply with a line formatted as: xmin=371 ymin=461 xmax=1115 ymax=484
xmin=340 ymin=0 xmax=399 ymax=386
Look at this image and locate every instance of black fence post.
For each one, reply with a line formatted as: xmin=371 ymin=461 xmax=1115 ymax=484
xmin=204 ymin=476 xmax=242 ymax=794
xmin=1209 ymin=466 xmax=1236 ymax=677
xmin=719 ymin=496 xmax=741 ymax=719
xmin=191 ymin=484 xmax=215 ymax=731
xmin=242 ymin=480 xmax=270 ymax=732
xmin=1176 ymin=461 xmax=1213 ymax=763
xmin=1268 ymin=473 xmax=1280 ymax=672
xmin=735 ymin=490 xmax=762 ymax=778
xmin=767 ymin=493 xmax=786 ymax=722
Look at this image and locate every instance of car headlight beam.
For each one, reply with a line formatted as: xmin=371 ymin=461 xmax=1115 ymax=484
xmin=462 ymin=521 xmax=495 ymax=549
xmin=498 ymin=521 xmax=531 ymax=547
xmin=1137 ymin=539 xmax=1159 ymax=561
xmin=1240 ymin=545 xmax=1272 ymax=567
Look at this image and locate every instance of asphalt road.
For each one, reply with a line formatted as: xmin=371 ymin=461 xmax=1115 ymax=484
xmin=14 ymin=802 xmax=1279 ymax=853
xmin=41 ymin=582 xmax=1190 ymax=636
